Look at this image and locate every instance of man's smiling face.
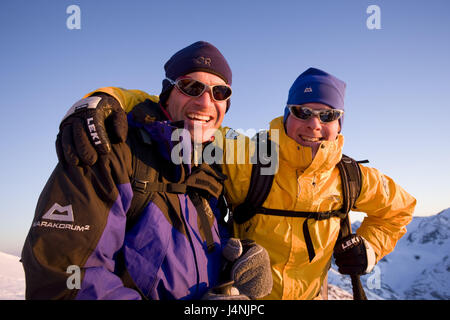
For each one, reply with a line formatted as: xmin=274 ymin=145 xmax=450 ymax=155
xmin=166 ymin=71 xmax=228 ymax=143
xmin=285 ymin=102 xmax=341 ymax=157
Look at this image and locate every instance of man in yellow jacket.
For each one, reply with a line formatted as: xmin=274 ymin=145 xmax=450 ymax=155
xmin=225 ymin=68 xmax=416 ymax=299
xmin=57 ymin=66 xmax=416 ymax=299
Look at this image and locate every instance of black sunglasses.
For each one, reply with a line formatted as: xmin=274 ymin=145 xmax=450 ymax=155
xmin=166 ymin=77 xmax=232 ymax=102
xmin=288 ymin=105 xmax=343 ymax=123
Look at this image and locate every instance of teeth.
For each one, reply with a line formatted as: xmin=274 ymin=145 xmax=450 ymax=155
xmin=187 ymin=113 xmax=211 ymax=122
xmin=301 ymin=136 xmax=321 ymax=142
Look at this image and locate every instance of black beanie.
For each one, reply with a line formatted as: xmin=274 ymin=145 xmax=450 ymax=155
xmin=159 ymin=41 xmax=232 ymax=109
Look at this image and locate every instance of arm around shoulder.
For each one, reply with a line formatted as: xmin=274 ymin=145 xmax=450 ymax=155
xmin=84 ymin=87 xmax=159 ymax=113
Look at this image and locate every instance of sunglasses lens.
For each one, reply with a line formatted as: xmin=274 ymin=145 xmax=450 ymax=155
xmin=290 ymin=106 xmax=312 ymax=120
xmin=177 ymin=79 xmax=206 ymax=97
xmin=176 ymin=79 xmax=231 ymax=101
xmin=212 ymin=85 xmax=232 ymax=101
xmin=319 ymin=110 xmax=341 ymax=123
xmin=290 ymin=106 xmax=342 ymax=123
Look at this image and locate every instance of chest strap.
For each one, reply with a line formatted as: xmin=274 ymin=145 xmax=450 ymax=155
xmin=232 ymin=149 xmax=363 ymax=263
xmin=132 ymin=179 xmax=187 ymax=194
xmin=252 ymin=208 xmax=347 ymax=262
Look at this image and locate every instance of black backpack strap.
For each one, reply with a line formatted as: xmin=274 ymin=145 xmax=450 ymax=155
xmin=185 ymin=163 xmax=227 ymax=252
xmin=335 ymin=154 xmax=364 ymax=239
xmin=185 ymin=163 xmax=226 ymax=199
xmin=126 ymin=127 xmax=160 ymax=230
xmin=232 ymin=131 xmax=275 ymax=224
xmin=125 ymin=99 xmax=175 ymax=229
xmin=190 ymin=192 xmax=217 ymax=252
xmin=335 ymin=154 xmax=368 ymax=301
xmin=127 ymin=126 xmax=192 ymax=230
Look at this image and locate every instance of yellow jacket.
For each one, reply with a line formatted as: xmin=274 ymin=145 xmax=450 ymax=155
xmin=84 ymin=87 xmax=417 ymax=300
xmin=224 ymin=117 xmax=416 ymax=299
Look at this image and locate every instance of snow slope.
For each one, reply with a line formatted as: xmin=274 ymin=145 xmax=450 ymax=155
xmin=0 ymin=251 xmax=25 ymax=300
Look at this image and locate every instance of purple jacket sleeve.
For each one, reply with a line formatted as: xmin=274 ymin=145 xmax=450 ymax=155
xmin=22 ymin=142 xmax=141 ymax=300
xmin=75 ymin=183 xmax=140 ymax=300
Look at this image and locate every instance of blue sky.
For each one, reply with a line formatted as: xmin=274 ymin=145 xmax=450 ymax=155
xmin=1 ymin=0 xmax=449 ymax=256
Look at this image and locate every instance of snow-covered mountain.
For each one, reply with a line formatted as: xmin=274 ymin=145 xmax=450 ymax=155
xmin=1 ymin=208 xmax=449 ymax=300
xmin=328 ymin=207 xmax=450 ymax=300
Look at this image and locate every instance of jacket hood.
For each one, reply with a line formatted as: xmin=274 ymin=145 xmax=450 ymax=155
xmin=269 ymin=116 xmax=344 ymax=173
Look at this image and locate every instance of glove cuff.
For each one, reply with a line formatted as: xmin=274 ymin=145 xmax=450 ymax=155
xmin=61 ymin=96 xmax=102 ymax=123
xmin=222 ymin=238 xmax=243 ymax=262
xmin=362 ymin=236 xmax=377 ymax=273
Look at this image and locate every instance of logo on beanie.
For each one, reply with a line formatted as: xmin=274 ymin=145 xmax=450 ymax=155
xmin=304 ymin=87 xmax=313 ymax=93
xmin=195 ymin=56 xmax=212 ymax=67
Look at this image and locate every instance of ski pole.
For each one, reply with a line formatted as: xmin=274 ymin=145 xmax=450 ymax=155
xmin=345 ymin=216 xmax=367 ymax=300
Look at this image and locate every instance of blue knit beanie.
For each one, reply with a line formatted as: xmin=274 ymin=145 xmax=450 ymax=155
xmin=283 ymin=67 xmax=346 ymax=128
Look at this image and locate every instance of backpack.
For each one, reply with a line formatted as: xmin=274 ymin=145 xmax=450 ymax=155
xmin=115 ymin=101 xmax=231 ymax=298
xmin=231 ymin=131 xmax=368 ymax=299
xmin=124 ymin=100 xmax=230 ymax=236
xmin=126 ymin=125 xmax=230 ymax=239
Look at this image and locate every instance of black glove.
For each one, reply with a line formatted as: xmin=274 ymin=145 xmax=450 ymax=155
xmin=334 ymin=234 xmax=374 ymax=275
xmin=56 ymin=93 xmax=127 ymax=166
xmin=221 ymin=238 xmax=273 ymax=299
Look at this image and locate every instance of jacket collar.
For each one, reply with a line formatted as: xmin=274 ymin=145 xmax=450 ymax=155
xmin=269 ymin=117 xmax=344 ymax=173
